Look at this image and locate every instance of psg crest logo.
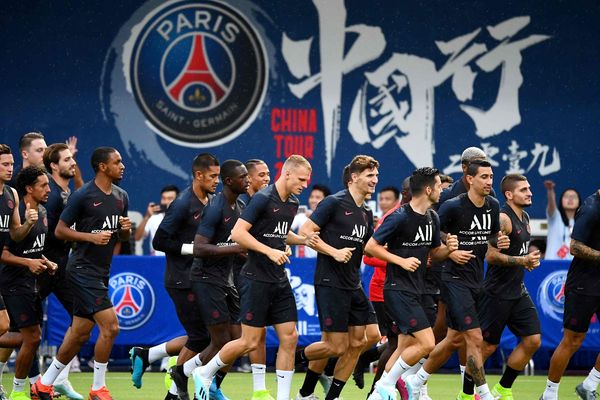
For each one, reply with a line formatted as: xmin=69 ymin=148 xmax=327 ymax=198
xmin=109 ymin=272 xmax=155 ymax=330
xmin=130 ymin=0 xmax=268 ymax=146
xmin=537 ymin=270 xmax=567 ymax=323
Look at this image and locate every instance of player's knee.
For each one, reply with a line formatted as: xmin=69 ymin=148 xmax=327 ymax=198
xmin=523 ymin=335 xmax=541 ymax=353
xmin=0 ymin=320 xmax=9 ymax=335
xmin=420 ymin=337 xmax=436 ymax=355
xmin=23 ymin=330 xmax=42 ymax=347
xmin=101 ymin=321 xmax=119 ymax=339
xmin=563 ymin=332 xmax=585 ymax=351
xmin=366 ymin=331 xmax=382 ymax=347
xmin=279 ymin=329 xmax=298 ymax=348
xmin=349 ymin=335 xmax=367 ymax=351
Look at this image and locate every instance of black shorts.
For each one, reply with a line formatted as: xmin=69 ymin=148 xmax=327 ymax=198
xmin=4 ymin=294 xmax=43 ymax=329
xmin=384 ymin=290 xmax=431 ymax=335
xmin=69 ymin=272 xmax=113 ymax=320
xmin=38 ymin=268 xmax=74 ymax=315
xmin=238 ymin=276 xmax=297 ymax=327
xmin=420 ymin=293 xmax=438 ymax=328
xmin=0 ymin=294 xmax=5 ymax=311
xmin=192 ymin=282 xmax=240 ymax=326
xmin=315 ymin=286 xmax=371 ymax=332
xmin=372 ymin=301 xmax=392 ymax=337
xmin=441 ymin=280 xmax=483 ymax=332
xmin=479 ymin=293 xmax=541 ymax=345
xmin=563 ymin=291 xmax=600 ymax=333
xmin=166 ymin=287 xmax=210 ymax=342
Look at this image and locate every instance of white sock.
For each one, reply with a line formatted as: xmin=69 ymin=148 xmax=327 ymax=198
xmin=251 ymin=363 xmax=267 ymax=391
xmin=414 ymin=367 xmax=430 ymax=386
xmin=0 ymin=362 xmax=5 ymax=383
xmin=41 ymin=358 xmax=67 ymax=386
xmin=169 ymin=381 xmax=178 ymax=395
xmin=460 ymin=364 xmax=466 ymax=384
xmin=276 ymin=370 xmax=294 ymax=400
xmin=543 ymin=379 xmax=559 ymax=399
xmin=148 ymin=343 xmax=168 ymax=364
xmin=583 ymin=367 xmax=600 ymax=391
xmin=200 ymin=354 xmax=227 ymax=381
xmin=476 ymin=383 xmax=491 ymax=395
xmin=383 ymin=356 xmax=411 ymax=386
xmin=421 ymin=382 xmax=429 ymax=394
xmin=29 ymin=374 xmax=40 ymax=385
xmin=92 ymin=361 xmax=108 ymax=390
xmin=402 ymin=357 xmax=425 ymax=379
xmin=183 ymin=355 xmax=203 ymax=377
xmin=12 ymin=377 xmax=26 ymax=392
xmin=55 ymin=359 xmax=73 ymax=385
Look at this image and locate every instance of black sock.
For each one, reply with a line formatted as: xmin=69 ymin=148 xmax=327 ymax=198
xmin=463 ymin=372 xmax=475 ymax=395
xmin=325 ymin=378 xmax=346 ymax=400
xmin=324 ymin=357 xmax=337 ymax=376
xmin=28 ymin=351 xmax=40 ymax=378
xmin=215 ymin=371 xmax=227 ymax=388
xmin=295 ymin=348 xmax=308 ymax=366
xmin=499 ymin=366 xmax=521 ymax=389
xmin=299 ymin=369 xmax=321 ymax=397
xmin=357 ymin=346 xmax=380 ymax=368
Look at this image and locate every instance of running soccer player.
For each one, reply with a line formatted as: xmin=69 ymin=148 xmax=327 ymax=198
xmin=0 ymin=167 xmax=56 ymax=400
xmin=169 ymin=160 xmax=248 ymax=400
xmin=30 ymin=147 xmax=130 ymax=400
xmin=364 ymin=167 xmax=459 ymax=400
xmin=295 ymin=155 xmax=378 ymax=400
xmin=193 ymin=155 xmax=316 ymax=400
xmin=130 ymin=154 xmax=218 ymax=399
xmin=540 ymin=189 xmax=600 ymax=400
xmin=405 ymin=159 xmax=509 ymax=400
xmin=478 ymin=174 xmax=541 ymax=399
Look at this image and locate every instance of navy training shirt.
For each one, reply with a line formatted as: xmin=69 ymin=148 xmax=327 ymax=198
xmin=43 ymin=176 xmax=71 ymax=267
xmin=0 ymin=185 xmax=16 ymax=250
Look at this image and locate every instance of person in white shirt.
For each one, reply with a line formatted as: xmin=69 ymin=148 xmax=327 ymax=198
xmin=292 ymin=184 xmax=331 ymax=258
xmin=544 ymin=180 xmax=581 ymax=260
xmin=135 ymin=185 xmax=179 ymax=256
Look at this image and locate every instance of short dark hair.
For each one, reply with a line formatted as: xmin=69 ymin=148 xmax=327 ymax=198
xmin=558 ymin=187 xmax=582 ymax=227
xmin=91 ymin=147 xmax=117 ymax=173
xmin=466 ymin=159 xmax=492 ymax=177
xmin=43 ymin=143 xmax=69 ymax=172
xmin=0 ymin=144 xmax=11 ymax=157
xmin=440 ymin=174 xmax=454 ymax=184
xmin=380 ymin=186 xmax=400 ymax=200
xmin=348 ymin=155 xmax=379 ymax=176
xmin=192 ymin=153 xmax=219 ymax=174
xmin=500 ymin=174 xmax=528 ymax=199
xmin=311 ymin=184 xmax=331 ymax=198
xmin=342 ymin=165 xmax=350 ymax=188
xmin=220 ymin=159 xmax=244 ymax=180
xmin=245 ymin=159 xmax=266 ymax=173
xmin=16 ymin=166 xmax=46 ymax=196
xmin=160 ymin=185 xmax=180 ymax=195
xmin=19 ymin=132 xmax=44 ymax=151
xmin=409 ymin=167 xmax=440 ymax=196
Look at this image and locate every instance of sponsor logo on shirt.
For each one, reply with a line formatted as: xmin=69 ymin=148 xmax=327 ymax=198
xmin=340 ymin=224 xmax=367 ymax=242
xmin=263 ymin=221 xmax=289 ymax=238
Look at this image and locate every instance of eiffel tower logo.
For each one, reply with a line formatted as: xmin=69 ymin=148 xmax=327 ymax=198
xmin=114 ymin=286 xmax=141 ymax=316
xmin=167 ymin=34 xmax=227 ymax=108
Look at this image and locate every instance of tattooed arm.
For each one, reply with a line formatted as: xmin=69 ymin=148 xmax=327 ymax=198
xmin=571 ymin=239 xmax=600 ymax=262
xmin=486 ymin=213 xmax=540 ymax=269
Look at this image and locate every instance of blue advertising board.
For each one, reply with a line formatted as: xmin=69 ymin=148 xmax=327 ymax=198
xmin=1 ymin=0 xmax=599 ymax=219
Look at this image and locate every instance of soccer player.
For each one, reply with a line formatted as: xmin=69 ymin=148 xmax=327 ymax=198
xmin=31 ymin=147 xmax=131 ymax=400
xmin=540 ymin=188 xmax=600 ymax=400
xmin=193 ymin=155 xmax=316 ymax=400
xmin=169 ymin=160 xmax=249 ymax=400
xmin=130 ymin=154 xmax=218 ymax=398
xmin=478 ymin=174 xmax=542 ymax=399
xmin=404 ymin=160 xmax=508 ymax=400
xmin=0 ymin=166 xmax=57 ymax=400
xmin=364 ymin=167 xmax=459 ymax=400
xmin=239 ymin=159 xmax=270 ymax=206
xmin=295 ymin=155 xmax=378 ymax=400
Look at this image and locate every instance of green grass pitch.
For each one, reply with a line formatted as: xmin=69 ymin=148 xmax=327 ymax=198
xmin=3 ymin=371 xmax=586 ymax=399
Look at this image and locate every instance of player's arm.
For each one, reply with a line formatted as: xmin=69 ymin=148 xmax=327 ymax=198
xmin=570 ymin=239 xmax=600 ymax=262
xmin=152 ymin=197 xmax=193 ymax=255
xmin=286 ymin=229 xmax=319 ymax=247
xmin=487 ymin=201 xmax=510 ymax=250
xmin=569 ymin=198 xmax=600 ymax=261
xmin=231 ymin=219 xmax=289 ymax=265
xmin=55 ymin=220 xmax=112 ymax=245
xmin=8 ymin=188 xmax=35 ymax=242
xmin=193 ymin=234 xmax=244 ymax=257
xmin=364 ymin=237 xmax=420 ymax=272
xmin=299 ymin=219 xmax=353 ymax=263
xmin=485 ymin=213 xmax=540 ymax=269
xmin=1 ymin=247 xmax=46 ymax=274
xmin=430 ymin=234 xmax=459 ymax=261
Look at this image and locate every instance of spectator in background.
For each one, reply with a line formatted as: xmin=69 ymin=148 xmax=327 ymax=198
xmin=544 ymin=180 xmax=581 ymax=260
xmin=377 ymin=186 xmax=400 ymax=216
xmin=440 ymin=174 xmax=454 ymax=190
xmin=135 ymin=185 xmax=180 ymax=256
xmin=292 ymin=184 xmax=331 ymax=258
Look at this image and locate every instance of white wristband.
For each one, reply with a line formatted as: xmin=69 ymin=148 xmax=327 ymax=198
xmin=181 ymin=243 xmax=194 ymax=255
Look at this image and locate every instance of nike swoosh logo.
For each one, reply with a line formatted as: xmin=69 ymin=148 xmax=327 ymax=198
xmin=517 ymin=230 xmax=522 ymax=234
xmin=194 ymin=213 xmax=201 ymax=219
xmin=277 ymin=375 xmax=285 ymax=379
xmin=224 ymin=217 xmax=231 ymax=222
xmin=345 ymin=211 xmax=353 ymax=215
xmin=93 ymin=202 xmax=102 ymax=207
xmin=273 ymin=208 xmax=280 ymax=212
xmin=486 ymin=209 xmax=492 ymax=212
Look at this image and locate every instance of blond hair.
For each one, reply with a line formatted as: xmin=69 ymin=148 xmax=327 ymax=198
xmin=283 ymin=154 xmax=312 ymax=172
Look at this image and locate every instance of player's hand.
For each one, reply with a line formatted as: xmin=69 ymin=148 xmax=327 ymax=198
xmin=146 ymin=202 xmax=161 ymax=217
xmin=66 ymin=136 xmax=79 ymax=156
xmin=119 ymin=216 xmax=132 ymax=231
xmin=267 ymin=248 xmax=290 ymax=266
xmin=90 ymin=231 xmax=112 ymax=245
xmin=42 ymin=255 xmax=58 ymax=275
xmin=496 ymin=232 xmax=510 ymax=250
xmin=446 ymin=234 xmax=459 ymax=252
xmin=524 ymin=250 xmax=541 ymax=271
xmin=543 ymin=180 xmax=555 ymax=191
xmin=303 ymin=231 xmax=320 ymax=248
xmin=25 ymin=202 xmax=38 ymax=225
xmin=284 ymin=245 xmax=292 ymax=257
xmin=399 ymin=257 xmax=421 ymax=272
xmin=234 ymin=245 xmax=248 ymax=258
xmin=27 ymin=258 xmax=47 ymax=274
xmin=333 ymin=247 xmax=355 ymax=263
xmin=449 ymin=250 xmax=475 ymax=265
